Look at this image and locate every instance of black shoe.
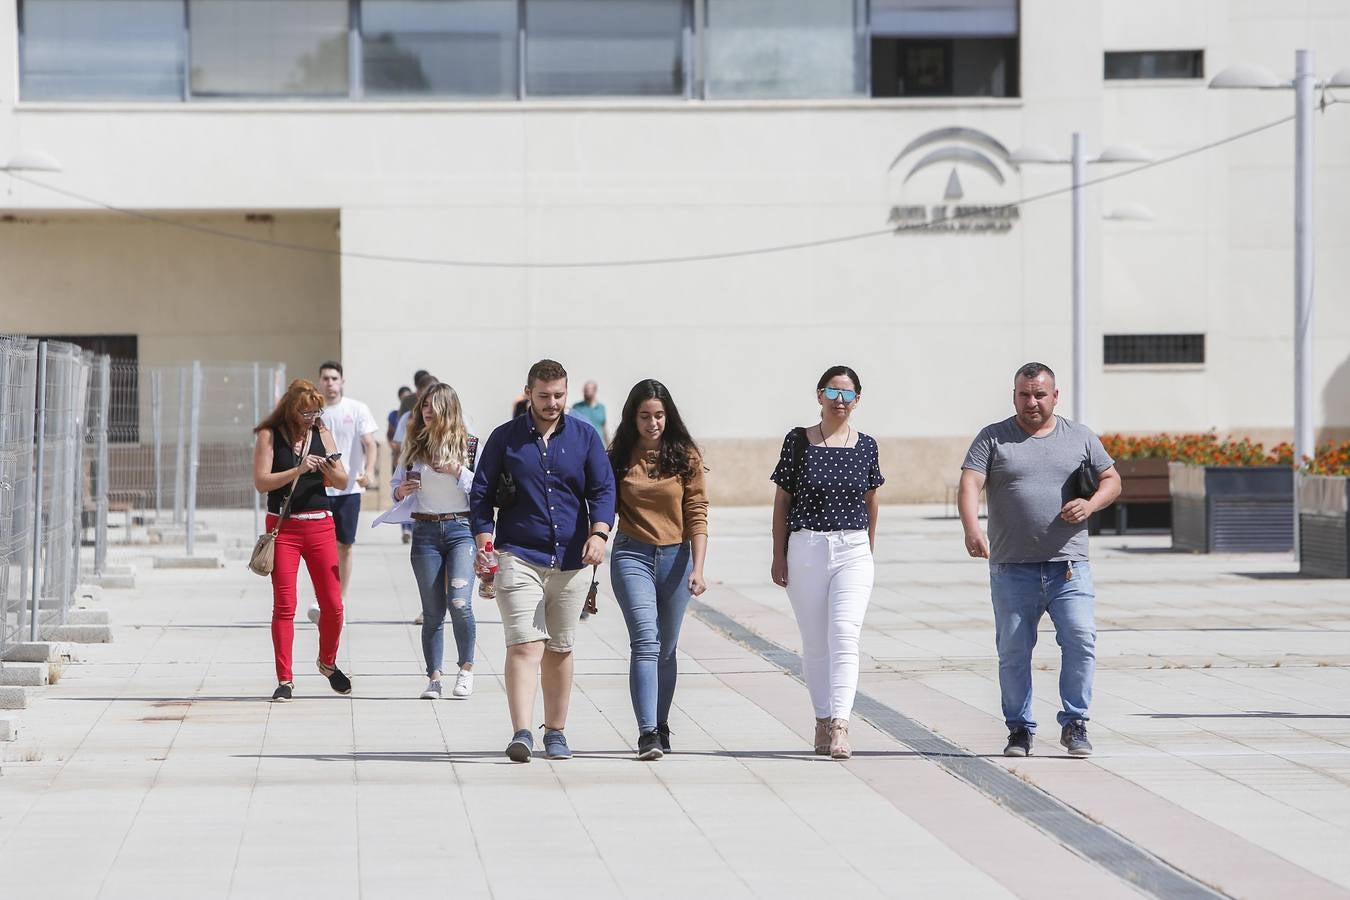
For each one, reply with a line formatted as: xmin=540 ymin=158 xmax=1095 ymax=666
xmin=656 ymin=721 xmax=672 ymax=753
xmin=271 ymin=682 xmax=293 ymax=703
xmin=636 ymin=730 xmax=664 ymax=761
xmin=317 ymin=660 xmax=352 ymax=695
xmin=1003 ymin=727 xmax=1032 ymax=757
xmin=1060 ymin=720 xmax=1093 ymax=757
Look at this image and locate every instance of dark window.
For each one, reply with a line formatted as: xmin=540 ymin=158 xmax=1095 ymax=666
xmin=1105 ymin=50 xmax=1204 ymax=80
xmin=1104 ymin=334 xmax=1205 ymax=366
xmin=870 ymin=0 xmax=1019 ymax=98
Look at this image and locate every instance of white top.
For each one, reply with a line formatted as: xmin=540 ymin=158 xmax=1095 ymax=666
xmin=371 ymin=460 xmax=476 ymax=528
xmin=416 ymin=465 xmax=470 ymax=514
xmin=322 ymin=396 xmax=379 ymax=497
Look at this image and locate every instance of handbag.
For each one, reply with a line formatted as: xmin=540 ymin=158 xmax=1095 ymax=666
xmin=249 ymin=429 xmax=313 ymax=577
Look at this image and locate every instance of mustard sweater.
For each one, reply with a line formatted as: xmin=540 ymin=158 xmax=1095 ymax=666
xmin=615 ymin=448 xmax=709 ymax=545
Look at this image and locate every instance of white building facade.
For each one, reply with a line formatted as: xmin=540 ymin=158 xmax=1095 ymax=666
xmin=3 ymin=0 xmax=1349 ymax=502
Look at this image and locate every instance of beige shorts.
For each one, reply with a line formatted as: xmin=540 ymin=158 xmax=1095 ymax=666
xmin=495 ymin=551 xmax=591 ymax=653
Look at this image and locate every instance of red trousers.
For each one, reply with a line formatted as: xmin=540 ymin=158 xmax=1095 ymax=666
xmin=268 ymin=514 xmax=344 ymax=682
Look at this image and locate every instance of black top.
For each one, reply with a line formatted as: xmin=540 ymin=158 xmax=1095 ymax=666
xmin=771 ymin=430 xmax=884 ymax=532
xmin=267 ymin=424 xmax=329 ymax=515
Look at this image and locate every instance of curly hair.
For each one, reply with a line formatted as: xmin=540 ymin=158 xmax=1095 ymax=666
xmin=608 ymin=379 xmax=702 ymax=482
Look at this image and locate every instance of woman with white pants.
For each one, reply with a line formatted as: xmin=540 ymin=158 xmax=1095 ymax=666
xmin=770 ymin=365 xmax=883 ymax=759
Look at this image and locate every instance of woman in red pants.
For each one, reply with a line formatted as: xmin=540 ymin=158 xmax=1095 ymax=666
xmin=252 ymin=379 xmax=353 ymax=701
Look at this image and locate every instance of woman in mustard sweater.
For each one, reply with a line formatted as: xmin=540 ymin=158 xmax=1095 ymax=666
xmin=608 ymin=380 xmax=709 ymax=760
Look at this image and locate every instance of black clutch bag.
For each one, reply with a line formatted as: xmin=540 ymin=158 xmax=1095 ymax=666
xmin=1072 ymin=461 xmax=1099 ymax=500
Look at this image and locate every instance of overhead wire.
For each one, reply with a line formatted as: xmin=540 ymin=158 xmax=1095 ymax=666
xmin=3 ymin=99 xmax=1341 ymax=270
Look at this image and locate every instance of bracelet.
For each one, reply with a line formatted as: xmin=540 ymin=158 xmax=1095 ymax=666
xmin=590 ymin=530 xmax=609 ymax=542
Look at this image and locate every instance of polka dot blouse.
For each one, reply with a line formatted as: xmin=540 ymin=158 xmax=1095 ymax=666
xmin=771 ymin=430 xmax=885 ymax=532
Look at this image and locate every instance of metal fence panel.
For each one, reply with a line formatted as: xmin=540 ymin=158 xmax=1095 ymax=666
xmin=0 ymin=337 xmax=38 ymax=660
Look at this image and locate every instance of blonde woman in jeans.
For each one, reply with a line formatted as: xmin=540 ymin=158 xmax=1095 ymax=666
xmin=608 ymin=380 xmax=708 ymax=760
xmin=770 ymin=365 xmax=883 ymax=759
xmin=374 ymin=382 xmax=478 ymax=701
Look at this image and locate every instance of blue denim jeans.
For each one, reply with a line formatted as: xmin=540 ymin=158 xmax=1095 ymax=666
xmin=410 ymin=518 xmax=477 ymax=677
xmin=989 ymin=560 xmax=1096 ymax=732
xmin=610 ymin=533 xmax=693 ymax=733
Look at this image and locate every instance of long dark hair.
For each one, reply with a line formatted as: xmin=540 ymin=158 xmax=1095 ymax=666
xmin=609 ymin=380 xmax=701 ymax=480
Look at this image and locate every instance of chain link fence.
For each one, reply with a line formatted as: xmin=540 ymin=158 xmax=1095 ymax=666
xmin=0 ymin=337 xmax=284 ymax=662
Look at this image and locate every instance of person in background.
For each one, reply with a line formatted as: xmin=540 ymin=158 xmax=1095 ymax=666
xmin=309 ymin=361 xmax=379 ymax=625
xmin=470 ymin=359 xmax=616 ymax=763
xmin=374 ymin=382 xmax=479 ymax=701
xmin=251 ymin=378 xmax=352 ymax=702
xmin=770 ymin=365 xmax=883 ymax=761
xmin=570 ymin=380 xmax=608 ymax=443
xmin=512 ymin=392 xmax=528 ymax=419
xmin=388 ymin=385 xmax=413 ymax=544
xmin=608 ymin=379 xmax=708 ymax=760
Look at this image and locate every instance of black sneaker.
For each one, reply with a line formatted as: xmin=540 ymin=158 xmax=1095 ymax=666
xmin=317 ymin=660 xmax=352 ymax=695
xmin=656 ymin=721 xmax=672 ymax=754
xmin=271 ymin=682 xmax=293 ymax=703
xmin=1003 ymin=727 xmax=1033 ymax=757
xmin=1060 ymin=720 xmax=1093 ymax=757
xmin=506 ymin=729 xmax=534 ymax=763
xmin=636 ymin=730 xmax=664 ymax=761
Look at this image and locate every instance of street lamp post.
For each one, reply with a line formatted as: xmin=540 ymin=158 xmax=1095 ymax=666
xmin=1011 ymin=136 xmax=1152 ymax=426
xmin=1210 ymin=49 xmax=1350 ymax=560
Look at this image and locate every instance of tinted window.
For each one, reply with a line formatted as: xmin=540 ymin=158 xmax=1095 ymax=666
xmin=1105 ymin=50 xmax=1204 ymax=80
xmin=362 ymin=0 xmax=518 ymax=97
xmin=524 ymin=0 xmax=685 ymax=97
xmin=20 ymin=0 xmax=185 ymax=100
xmin=189 ymin=0 xmax=349 ymax=97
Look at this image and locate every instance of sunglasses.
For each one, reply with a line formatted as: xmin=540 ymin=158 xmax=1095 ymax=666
xmin=819 ymin=387 xmax=858 ymax=403
xmin=301 ymin=409 xmax=323 ymax=419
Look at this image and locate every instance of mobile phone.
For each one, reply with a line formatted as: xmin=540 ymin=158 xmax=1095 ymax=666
xmin=325 ymin=452 xmax=342 ymax=462
xmin=407 ymin=469 xmax=422 ymax=482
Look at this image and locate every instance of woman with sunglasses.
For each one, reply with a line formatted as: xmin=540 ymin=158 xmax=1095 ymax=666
xmin=375 ymin=382 xmax=479 ymax=701
xmin=252 ymin=379 xmax=352 ymax=702
xmin=609 ymin=380 xmax=708 ymax=760
xmin=770 ymin=366 xmax=883 ymax=759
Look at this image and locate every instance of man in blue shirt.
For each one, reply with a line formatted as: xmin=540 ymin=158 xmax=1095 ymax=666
xmin=471 ymin=359 xmax=616 ymax=763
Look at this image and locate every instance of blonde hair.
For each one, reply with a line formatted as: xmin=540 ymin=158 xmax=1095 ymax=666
xmin=401 ymin=382 xmax=470 ymax=469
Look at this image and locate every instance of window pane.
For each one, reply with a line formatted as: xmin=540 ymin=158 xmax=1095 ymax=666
xmin=872 ymin=36 xmax=1016 ymax=96
xmin=362 ymin=0 xmax=518 ymax=97
xmin=189 ymin=0 xmax=349 ymax=97
xmin=1104 ymin=50 xmax=1204 ymax=80
xmin=871 ymin=0 xmax=1017 ymax=37
xmin=705 ymin=0 xmax=860 ymax=99
xmin=20 ymin=0 xmax=185 ymax=100
xmin=524 ymin=0 xmax=685 ymax=97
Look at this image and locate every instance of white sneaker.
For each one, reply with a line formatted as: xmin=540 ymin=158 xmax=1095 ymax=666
xmin=452 ymin=669 xmax=474 ymax=698
xmin=307 ymin=603 xmax=321 ymax=625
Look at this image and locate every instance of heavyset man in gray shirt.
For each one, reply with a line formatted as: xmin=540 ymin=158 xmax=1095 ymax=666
xmin=958 ymin=363 xmax=1121 ymax=758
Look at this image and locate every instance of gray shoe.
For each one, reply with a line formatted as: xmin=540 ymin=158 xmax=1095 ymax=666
xmin=543 ymin=728 xmax=572 ymax=760
xmin=420 ymin=680 xmax=442 ymax=700
xmin=1060 ymin=720 xmax=1093 ymax=757
xmin=506 ymin=729 xmax=534 ymax=763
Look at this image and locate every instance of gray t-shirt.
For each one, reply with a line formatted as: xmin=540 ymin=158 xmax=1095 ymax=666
xmin=961 ymin=416 xmax=1114 ymax=564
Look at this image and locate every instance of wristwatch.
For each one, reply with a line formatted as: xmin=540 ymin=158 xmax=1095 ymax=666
xmin=590 ymin=530 xmax=609 ymax=542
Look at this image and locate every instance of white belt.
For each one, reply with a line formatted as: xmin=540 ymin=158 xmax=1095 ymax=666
xmin=288 ymin=511 xmax=332 ymax=520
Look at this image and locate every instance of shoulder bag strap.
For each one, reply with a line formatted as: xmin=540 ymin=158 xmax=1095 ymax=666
xmin=466 ymin=435 xmax=480 ymax=472
xmin=271 ymin=429 xmax=314 ymax=536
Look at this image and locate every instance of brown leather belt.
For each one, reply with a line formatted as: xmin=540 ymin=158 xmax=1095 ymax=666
xmin=411 ymin=512 xmax=468 ymax=522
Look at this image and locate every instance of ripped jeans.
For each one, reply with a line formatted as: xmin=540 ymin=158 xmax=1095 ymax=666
xmin=410 ymin=518 xmax=477 ymax=676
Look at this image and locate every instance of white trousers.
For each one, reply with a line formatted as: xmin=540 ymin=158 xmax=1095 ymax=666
xmin=785 ymin=529 xmax=874 ymax=720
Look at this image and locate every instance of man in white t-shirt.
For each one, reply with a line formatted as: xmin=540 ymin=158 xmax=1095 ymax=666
xmin=309 ymin=361 xmax=379 ymax=622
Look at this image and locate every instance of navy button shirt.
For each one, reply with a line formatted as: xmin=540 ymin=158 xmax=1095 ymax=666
xmin=470 ymin=412 xmax=616 ymax=571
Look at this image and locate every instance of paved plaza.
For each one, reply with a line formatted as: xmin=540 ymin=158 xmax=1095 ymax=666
xmin=2 ymin=506 xmax=1349 ymax=899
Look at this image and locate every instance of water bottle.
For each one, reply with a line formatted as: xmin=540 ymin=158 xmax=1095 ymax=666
xmin=478 ymin=541 xmax=498 ymax=599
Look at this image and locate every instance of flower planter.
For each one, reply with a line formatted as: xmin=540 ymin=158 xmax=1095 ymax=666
xmin=1169 ymin=463 xmax=1293 ymax=553
xmin=1299 ymin=475 xmax=1350 ymax=577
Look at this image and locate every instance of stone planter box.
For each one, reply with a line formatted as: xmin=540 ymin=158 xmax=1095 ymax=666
xmin=1299 ymin=475 xmax=1350 ymax=577
xmin=1170 ymin=463 xmax=1293 ymax=553
xmin=1092 ymin=457 xmax=1171 ymax=534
